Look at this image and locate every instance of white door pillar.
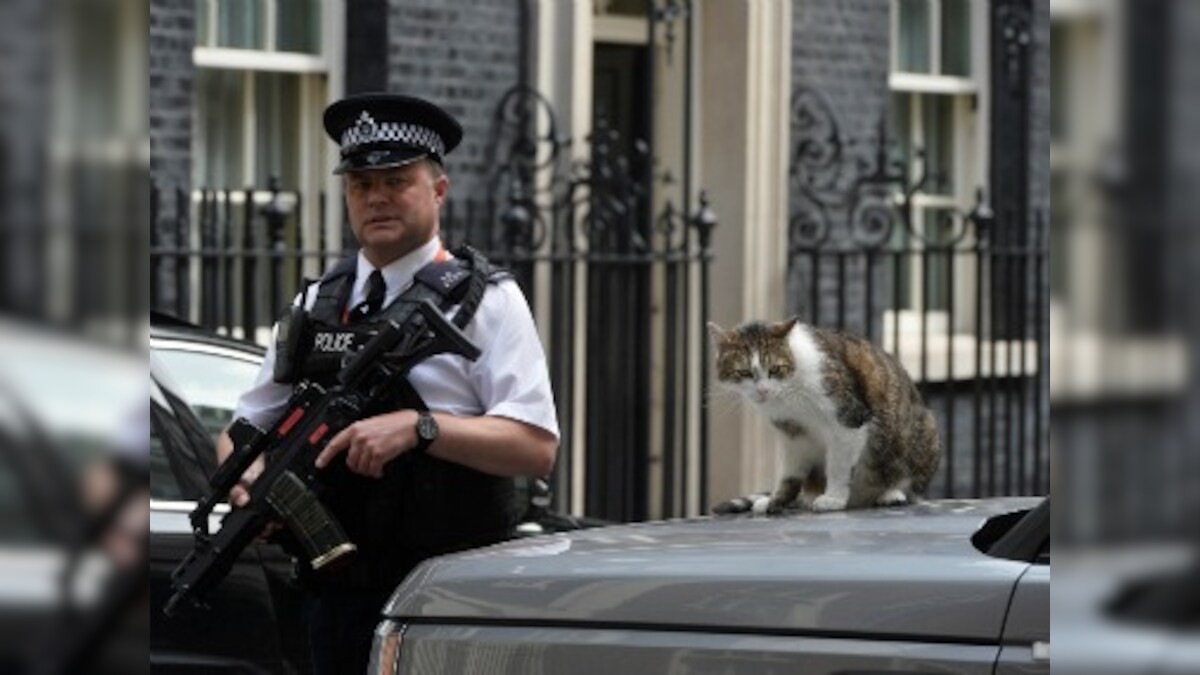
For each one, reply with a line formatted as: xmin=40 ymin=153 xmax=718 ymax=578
xmin=699 ymin=0 xmax=792 ymax=504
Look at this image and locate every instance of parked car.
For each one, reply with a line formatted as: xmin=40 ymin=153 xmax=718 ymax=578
xmin=150 ymin=316 xmax=311 ymax=673
xmin=0 ymin=318 xmax=146 ymax=674
xmin=368 ymin=496 xmax=1050 ymax=675
xmin=149 ymin=312 xmax=602 ymax=672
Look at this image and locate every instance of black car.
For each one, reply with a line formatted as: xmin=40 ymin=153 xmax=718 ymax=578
xmin=149 ymin=313 xmax=601 ymax=673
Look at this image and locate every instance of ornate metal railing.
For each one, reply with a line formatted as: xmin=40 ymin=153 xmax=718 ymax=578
xmin=788 ymin=83 xmax=1048 ymax=500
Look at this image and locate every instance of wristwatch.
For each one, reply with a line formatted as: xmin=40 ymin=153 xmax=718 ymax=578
xmin=414 ymin=411 xmax=439 ymax=453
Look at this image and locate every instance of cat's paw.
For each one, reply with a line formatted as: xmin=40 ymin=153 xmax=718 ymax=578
xmin=764 ymin=496 xmax=793 ymax=515
xmin=811 ymin=494 xmax=848 ymax=512
xmin=875 ymin=488 xmax=909 ymax=507
xmin=751 ymin=495 xmax=772 ymax=515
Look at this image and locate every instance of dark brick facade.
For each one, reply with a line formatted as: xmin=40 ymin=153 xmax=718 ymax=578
xmin=149 ymin=0 xmax=194 ymax=311
xmin=386 ymin=0 xmax=525 ymax=197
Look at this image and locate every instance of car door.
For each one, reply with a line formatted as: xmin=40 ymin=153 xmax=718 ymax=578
xmin=150 ymin=344 xmax=312 ymax=673
xmin=149 ymin=373 xmax=288 ymax=673
xmin=995 ymin=506 xmax=1051 ymax=674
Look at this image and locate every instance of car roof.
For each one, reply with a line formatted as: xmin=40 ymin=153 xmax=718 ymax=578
xmin=149 ymin=311 xmax=266 ymax=357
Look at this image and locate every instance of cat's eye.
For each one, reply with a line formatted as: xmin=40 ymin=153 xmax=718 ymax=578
xmin=768 ymin=365 xmax=789 ymax=378
xmin=734 ymin=369 xmax=752 ymax=380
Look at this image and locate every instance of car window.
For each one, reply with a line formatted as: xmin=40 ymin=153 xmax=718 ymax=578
xmin=150 ymin=374 xmax=219 ymax=501
xmin=150 ymin=401 xmax=185 ymax=501
xmin=152 ymin=346 xmax=262 ymax=438
xmin=971 ymin=498 xmax=1050 ymax=563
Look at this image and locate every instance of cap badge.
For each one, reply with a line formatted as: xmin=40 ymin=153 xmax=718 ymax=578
xmin=353 ymin=112 xmax=379 ymax=143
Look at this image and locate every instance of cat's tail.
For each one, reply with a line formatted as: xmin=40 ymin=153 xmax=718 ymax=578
xmin=909 ymin=408 xmax=942 ymax=497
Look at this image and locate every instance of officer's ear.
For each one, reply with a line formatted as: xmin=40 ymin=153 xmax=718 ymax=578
xmin=431 ymin=164 xmax=449 ymax=205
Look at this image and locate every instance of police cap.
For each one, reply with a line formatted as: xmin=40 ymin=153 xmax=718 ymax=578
xmin=323 ymin=93 xmax=463 ymax=174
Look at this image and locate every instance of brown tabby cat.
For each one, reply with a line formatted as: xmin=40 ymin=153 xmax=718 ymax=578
xmin=710 ymin=318 xmax=940 ymax=513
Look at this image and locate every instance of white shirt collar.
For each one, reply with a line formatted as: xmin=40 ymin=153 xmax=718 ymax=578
xmin=352 ymin=237 xmax=444 ymax=307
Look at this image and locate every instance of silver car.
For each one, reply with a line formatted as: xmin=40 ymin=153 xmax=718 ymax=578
xmin=369 ymin=497 xmax=1049 ymax=674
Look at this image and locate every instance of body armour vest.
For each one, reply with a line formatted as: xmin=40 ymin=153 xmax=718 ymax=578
xmin=279 ymin=246 xmax=516 ymax=594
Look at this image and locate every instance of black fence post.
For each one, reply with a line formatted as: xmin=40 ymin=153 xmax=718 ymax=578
xmin=692 ymin=191 xmax=717 ymax=511
xmin=199 ymin=189 xmax=217 ymax=328
xmin=261 ymin=176 xmax=288 ymax=315
xmin=241 ymin=187 xmax=257 ymax=340
xmin=174 ymin=187 xmax=189 ymax=320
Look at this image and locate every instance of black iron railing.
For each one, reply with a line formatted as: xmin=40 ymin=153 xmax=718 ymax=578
xmin=787 ymin=83 xmax=1049 ymax=500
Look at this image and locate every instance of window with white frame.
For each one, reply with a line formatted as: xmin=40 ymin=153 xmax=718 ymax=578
xmin=888 ymin=0 xmax=985 ymax=323
xmin=191 ymin=0 xmax=331 ymax=192
xmin=195 ymin=0 xmax=323 ymax=54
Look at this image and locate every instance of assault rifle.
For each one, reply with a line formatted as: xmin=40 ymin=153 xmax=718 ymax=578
xmin=163 ymin=299 xmax=481 ymax=617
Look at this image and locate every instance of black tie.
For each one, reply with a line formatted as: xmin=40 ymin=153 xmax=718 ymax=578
xmin=355 ymin=269 xmax=386 ymax=319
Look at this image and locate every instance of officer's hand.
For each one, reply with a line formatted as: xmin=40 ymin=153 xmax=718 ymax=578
xmin=225 ymin=457 xmax=282 ymax=540
xmin=315 ymin=410 xmax=420 ymax=479
xmin=228 ymin=456 xmax=266 ymax=507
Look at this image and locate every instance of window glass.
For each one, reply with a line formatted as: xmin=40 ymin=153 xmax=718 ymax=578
xmin=276 ymin=0 xmax=322 ymax=54
xmin=254 ymin=72 xmax=303 ymax=188
xmin=195 ymin=0 xmax=211 ymax=46
xmin=217 ymin=0 xmax=264 ymax=49
xmin=940 ymin=0 xmax=971 ymax=77
xmin=923 ymin=207 xmax=959 ymax=310
xmin=897 ymin=0 xmax=931 ymax=73
xmin=195 ymin=69 xmax=247 ymax=188
xmin=150 ymin=401 xmax=185 ymax=501
xmin=922 ymin=94 xmax=956 ymax=195
xmin=152 ymin=348 xmax=262 ymax=439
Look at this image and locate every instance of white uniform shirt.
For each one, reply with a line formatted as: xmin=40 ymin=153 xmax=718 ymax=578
xmin=232 ymin=237 xmax=560 ymax=441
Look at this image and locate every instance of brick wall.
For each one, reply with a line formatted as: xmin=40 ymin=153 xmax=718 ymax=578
xmin=387 ymin=0 xmax=525 ymax=198
xmin=149 ymin=0 xmax=194 ymax=311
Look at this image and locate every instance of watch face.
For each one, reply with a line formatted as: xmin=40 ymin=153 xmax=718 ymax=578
xmin=418 ymin=413 xmax=438 ymax=441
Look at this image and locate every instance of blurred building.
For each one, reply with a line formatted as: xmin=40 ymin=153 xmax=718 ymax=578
xmin=150 ymin=0 xmax=1052 ymax=522
xmin=1049 ymin=0 xmax=1198 ymax=543
xmin=0 ymin=0 xmax=146 ymax=333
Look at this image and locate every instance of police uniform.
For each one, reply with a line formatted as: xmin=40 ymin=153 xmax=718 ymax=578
xmin=230 ymin=93 xmax=559 ymax=674
xmin=235 ymin=237 xmax=559 ymax=442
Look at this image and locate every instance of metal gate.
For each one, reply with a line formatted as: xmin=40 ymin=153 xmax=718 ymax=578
xmin=442 ymin=2 xmax=713 ymax=522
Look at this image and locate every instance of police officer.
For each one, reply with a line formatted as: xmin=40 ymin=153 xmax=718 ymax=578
xmin=215 ymin=93 xmax=558 ymax=674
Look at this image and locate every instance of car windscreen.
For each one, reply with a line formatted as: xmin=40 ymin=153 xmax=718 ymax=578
xmin=151 ymin=344 xmax=262 ymax=439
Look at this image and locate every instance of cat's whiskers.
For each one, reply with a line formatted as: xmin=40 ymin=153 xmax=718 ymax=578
xmin=704 ymin=386 xmax=748 ymax=417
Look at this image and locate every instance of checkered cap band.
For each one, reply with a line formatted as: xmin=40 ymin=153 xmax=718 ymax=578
xmin=340 ymin=113 xmax=446 ymax=158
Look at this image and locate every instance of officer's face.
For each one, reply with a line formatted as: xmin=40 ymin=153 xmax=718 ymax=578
xmin=344 ymin=160 xmax=448 ymax=265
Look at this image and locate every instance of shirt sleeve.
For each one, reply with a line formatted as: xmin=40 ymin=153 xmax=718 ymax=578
xmin=230 ymin=288 xmax=311 ymax=429
xmin=465 ymin=280 xmax=561 ymax=440
xmin=231 ymin=329 xmax=292 ymax=429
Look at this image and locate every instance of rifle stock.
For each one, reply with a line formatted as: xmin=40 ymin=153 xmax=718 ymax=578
xmin=164 ymin=301 xmax=480 ymax=616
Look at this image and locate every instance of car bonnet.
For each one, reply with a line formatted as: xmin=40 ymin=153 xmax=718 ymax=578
xmin=383 ymin=498 xmax=1041 ymax=642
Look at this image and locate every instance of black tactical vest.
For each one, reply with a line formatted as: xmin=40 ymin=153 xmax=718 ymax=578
xmin=280 ymin=246 xmax=517 ymax=594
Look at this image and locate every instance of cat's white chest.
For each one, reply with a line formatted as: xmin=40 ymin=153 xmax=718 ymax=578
xmin=767 ymin=326 xmax=840 ymax=426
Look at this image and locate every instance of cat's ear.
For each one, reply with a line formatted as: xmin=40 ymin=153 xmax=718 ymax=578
xmin=772 ymin=316 xmax=799 ymax=338
xmin=707 ymin=321 xmax=728 ymax=346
